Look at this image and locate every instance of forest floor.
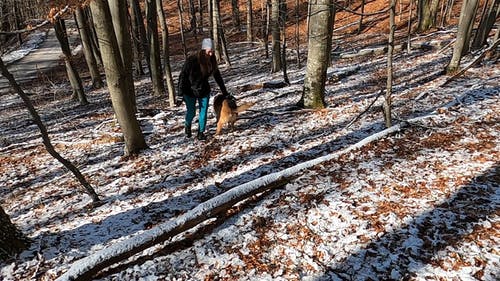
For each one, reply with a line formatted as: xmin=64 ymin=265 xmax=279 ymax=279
xmin=1 ymin=1 xmax=499 ymax=281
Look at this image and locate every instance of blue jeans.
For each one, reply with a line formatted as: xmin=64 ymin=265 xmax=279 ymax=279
xmin=184 ymin=95 xmax=210 ymax=133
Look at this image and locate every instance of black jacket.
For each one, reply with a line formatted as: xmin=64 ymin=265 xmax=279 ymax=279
xmin=178 ymin=52 xmax=228 ymax=98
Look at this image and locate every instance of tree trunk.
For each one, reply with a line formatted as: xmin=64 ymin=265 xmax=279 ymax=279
xmin=212 ymin=0 xmax=221 ymax=61
xmin=128 ymin=0 xmax=145 ymax=76
xmin=129 ymin=0 xmax=151 ymax=77
xmin=13 ymin=1 xmax=22 ymax=45
xmin=178 ymin=0 xmax=188 ymax=58
xmin=385 ymin=0 xmax=396 ymax=128
xmin=53 ymin=18 xmax=88 ymax=105
xmin=0 ymin=57 xmax=100 ymax=202
xmin=231 ymin=0 xmax=241 ymax=29
xmin=358 ymin=0 xmax=365 ymax=34
xmin=446 ymin=0 xmax=479 ymax=73
xmin=0 ymin=205 xmax=30 ymax=261
xmin=295 ymin=0 xmax=300 ymax=66
xmin=146 ymin=0 xmax=165 ymax=97
xmin=188 ymin=0 xmax=198 ymax=34
xmin=264 ymin=0 xmax=270 ymax=58
xmin=156 ymin=0 xmax=176 ymax=106
xmin=418 ymin=0 xmax=442 ymax=32
xmin=217 ymin=2 xmax=231 ymax=66
xmin=271 ymin=0 xmax=281 ymax=72
xmin=75 ymin=6 xmax=103 ymax=89
xmin=246 ymin=0 xmax=253 ymax=41
xmin=198 ymin=0 xmax=203 ymax=33
xmin=0 ymin=205 xmax=28 ymax=260
xmin=280 ymin=0 xmax=289 ymax=84
xmin=85 ymin=6 xmax=104 ymax=67
xmin=90 ymin=0 xmax=147 ymax=156
xmin=471 ymin=0 xmax=499 ymax=50
xmin=298 ymin=0 xmax=331 ymax=109
xmin=109 ymin=0 xmax=136 ymax=111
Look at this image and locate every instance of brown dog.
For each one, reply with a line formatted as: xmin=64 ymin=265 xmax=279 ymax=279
xmin=213 ymin=94 xmax=255 ymax=135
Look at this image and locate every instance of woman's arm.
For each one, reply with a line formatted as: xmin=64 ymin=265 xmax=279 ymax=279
xmin=211 ymin=56 xmax=229 ymax=96
xmin=178 ymin=57 xmax=194 ymax=96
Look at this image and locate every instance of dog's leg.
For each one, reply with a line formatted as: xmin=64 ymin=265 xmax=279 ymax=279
xmin=216 ymin=120 xmax=223 ymax=135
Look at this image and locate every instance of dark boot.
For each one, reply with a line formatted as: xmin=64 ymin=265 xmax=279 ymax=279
xmin=197 ymin=131 xmax=207 ymax=141
xmin=185 ymin=126 xmax=192 ymax=138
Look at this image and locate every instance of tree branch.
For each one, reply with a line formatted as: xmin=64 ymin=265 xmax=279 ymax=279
xmin=0 ymin=5 xmax=70 ymax=35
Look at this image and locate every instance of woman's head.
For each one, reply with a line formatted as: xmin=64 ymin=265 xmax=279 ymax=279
xmin=201 ymin=38 xmax=214 ymax=56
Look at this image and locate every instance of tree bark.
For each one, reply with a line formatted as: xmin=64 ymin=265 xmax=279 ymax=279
xmin=90 ymin=0 xmax=147 ymax=156
xmin=188 ymin=0 xmax=198 ymax=33
xmin=385 ymin=0 xmax=396 ymax=128
xmin=212 ymin=0 xmax=221 ymax=61
xmin=0 ymin=205 xmax=30 ymax=261
xmin=271 ymin=0 xmax=281 ymax=72
xmin=0 ymin=57 xmax=100 ymax=202
xmin=156 ymin=0 xmax=176 ymax=106
xmin=53 ymin=18 xmax=88 ymax=105
xmin=146 ymin=0 xmax=165 ymax=97
xmin=129 ymin=0 xmax=151 ymax=77
xmin=246 ymin=0 xmax=253 ymax=41
xmin=128 ymin=0 xmax=145 ymax=76
xmin=471 ymin=0 xmax=499 ymax=50
xmin=295 ymin=0 xmax=300 ymax=66
xmin=418 ymin=0 xmax=442 ymax=32
xmin=84 ymin=6 xmax=104 ymax=67
xmin=280 ymin=0 xmax=289 ymax=84
xmin=108 ymin=0 xmax=136 ymax=111
xmin=298 ymin=0 xmax=331 ymax=109
xmin=231 ymin=0 xmax=241 ymax=29
xmin=446 ymin=0 xmax=479 ymax=73
xmin=75 ymin=6 xmax=103 ymax=89
xmin=178 ymin=0 xmax=188 ymax=58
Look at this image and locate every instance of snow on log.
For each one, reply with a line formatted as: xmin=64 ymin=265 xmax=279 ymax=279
xmin=56 ymin=116 xmax=440 ymax=281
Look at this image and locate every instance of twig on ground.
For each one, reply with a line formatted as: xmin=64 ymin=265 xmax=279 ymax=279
xmin=345 ymin=90 xmax=384 ymax=129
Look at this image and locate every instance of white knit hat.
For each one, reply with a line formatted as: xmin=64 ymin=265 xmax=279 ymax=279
xmin=201 ymin=38 xmax=214 ymax=50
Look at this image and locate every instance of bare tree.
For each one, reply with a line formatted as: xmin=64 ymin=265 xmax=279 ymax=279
xmin=0 ymin=205 xmax=30 ymax=261
xmin=358 ymin=0 xmax=365 ymax=34
xmin=417 ymin=0 xmax=442 ymax=32
xmin=0 ymin=57 xmax=100 ymax=202
xmin=90 ymin=0 xmax=147 ymax=156
xmin=471 ymin=0 xmax=499 ymax=50
xmin=178 ymin=0 xmax=187 ymax=58
xmin=271 ymin=0 xmax=281 ymax=72
xmin=280 ymin=0 xmax=289 ymax=84
xmin=129 ymin=0 xmax=150 ymax=76
xmin=156 ymin=0 xmax=177 ymax=106
xmin=109 ymin=0 xmax=136 ymax=110
xmin=146 ymin=0 xmax=165 ymax=96
xmin=75 ymin=5 xmax=103 ymax=89
xmin=446 ymin=0 xmax=479 ymax=73
xmin=212 ymin=0 xmax=230 ymax=65
xmin=53 ymin=18 xmax=88 ymax=105
xmin=247 ymin=0 xmax=254 ymax=41
xmin=298 ymin=0 xmax=333 ymax=109
xmin=189 ymin=0 xmax=198 ymax=33
xmin=385 ymin=0 xmax=396 ymax=128
xmin=231 ymin=0 xmax=241 ymax=29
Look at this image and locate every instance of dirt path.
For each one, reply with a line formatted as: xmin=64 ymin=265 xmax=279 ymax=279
xmin=0 ymin=21 xmax=79 ymax=94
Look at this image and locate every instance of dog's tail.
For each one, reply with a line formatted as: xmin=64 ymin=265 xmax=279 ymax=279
xmin=236 ymin=102 xmax=255 ymax=113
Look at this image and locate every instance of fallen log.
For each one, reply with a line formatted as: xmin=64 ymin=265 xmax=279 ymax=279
xmin=56 ymin=113 xmax=441 ymax=281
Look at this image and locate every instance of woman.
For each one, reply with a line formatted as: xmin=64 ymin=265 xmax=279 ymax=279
xmin=178 ymin=38 xmax=229 ymax=140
